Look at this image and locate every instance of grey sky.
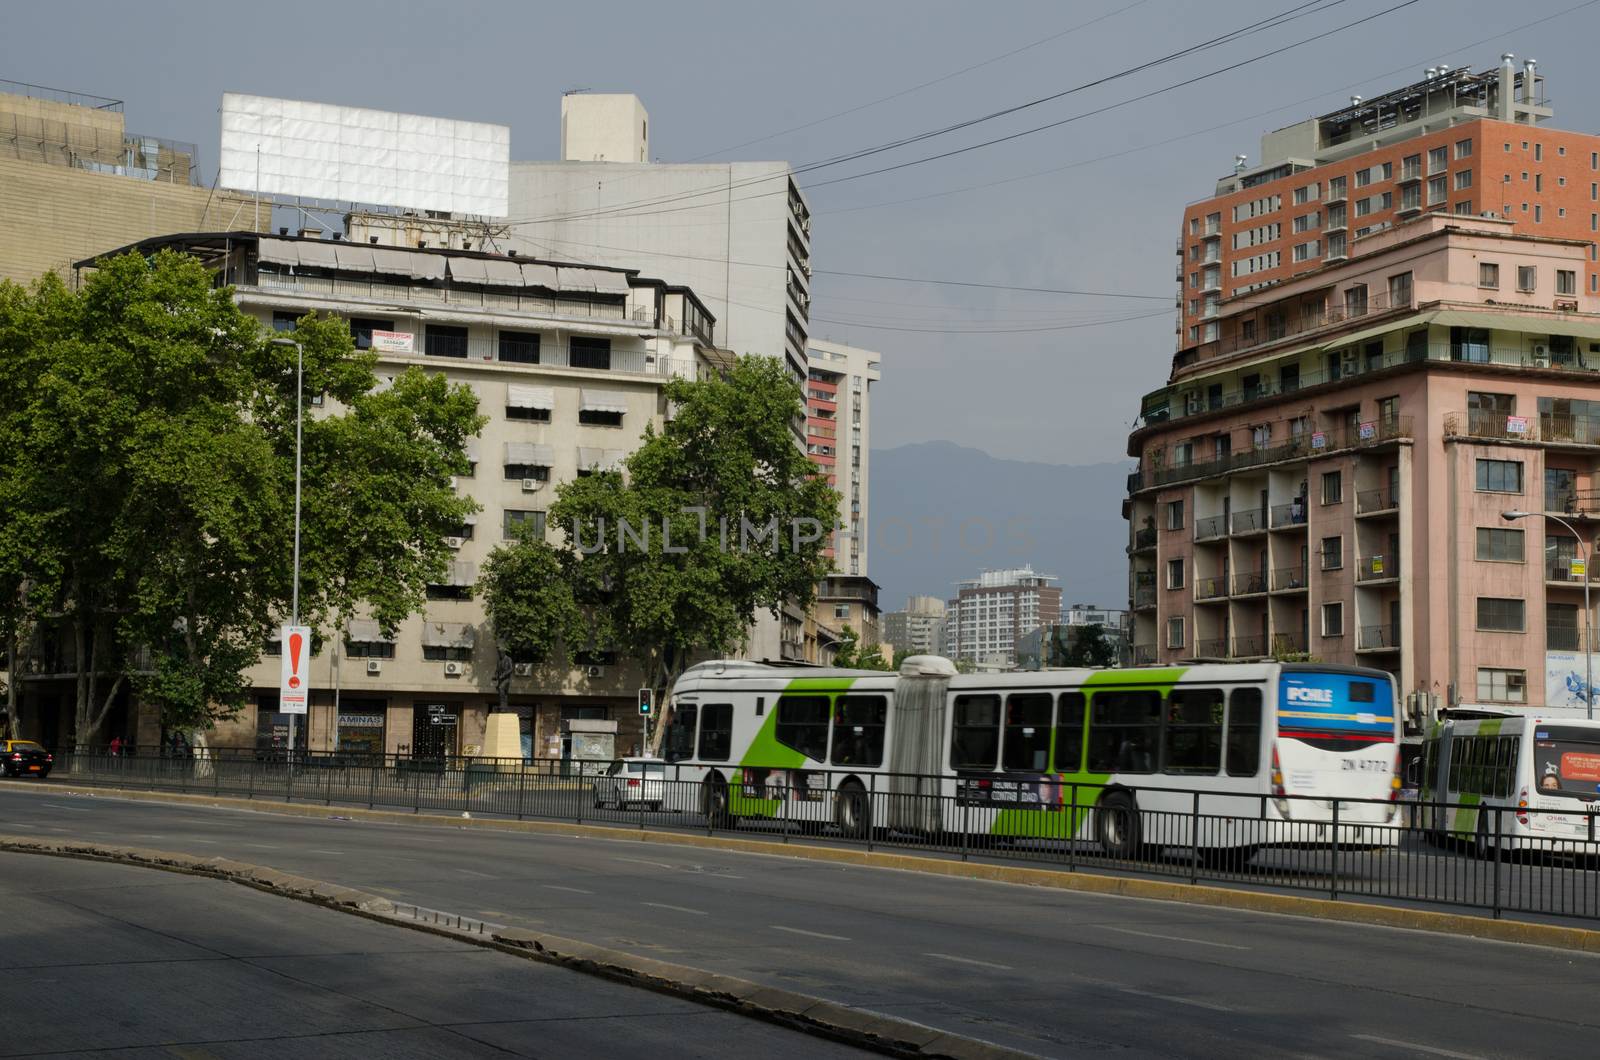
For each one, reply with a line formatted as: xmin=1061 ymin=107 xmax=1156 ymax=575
xmin=5 ymin=0 xmax=1597 ymax=463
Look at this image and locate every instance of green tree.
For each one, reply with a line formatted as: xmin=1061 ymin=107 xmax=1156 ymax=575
xmin=0 ymin=252 xmax=480 ymax=745
xmin=479 ymin=536 xmax=582 ymax=710
xmin=831 ymin=625 xmax=892 ymax=670
xmin=1059 ymin=623 xmax=1119 ymax=668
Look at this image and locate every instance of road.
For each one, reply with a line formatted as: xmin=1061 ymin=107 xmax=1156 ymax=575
xmin=0 ymin=848 xmax=865 ymax=1058
xmin=4 ymin=785 xmax=1600 ymax=1058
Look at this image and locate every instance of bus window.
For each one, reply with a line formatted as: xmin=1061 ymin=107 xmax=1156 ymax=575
xmin=1531 ymin=724 xmax=1600 ymax=796
xmin=698 ymin=703 xmax=733 ymax=761
xmin=774 ymin=696 xmax=831 ymax=761
xmin=1164 ymin=688 xmax=1223 ymax=775
xmin=1422 ymin=738 xmax=1437 ymax=795
xmin=951 ymin=694 xmax=1002 ymax=771
xmin=1002 ymin=693 xmax=1053 ymax=772
xmin=1054 ymin=692 xmax=1086 ymax=772
xmin=1087 ymin=690 xmax=1160 ymax=774
xmin=664 ymin=703 xmax=697 ymax=762
xmin=1471 ymin=737 xmax=1489 ymax=795
xmin=1225 ymin=687 xmax=1262 ymax=777
xmin=831 ymin=695 xmax=887 ymax=767
xmin=1496 ymin=736 xmax=1516 ymax=798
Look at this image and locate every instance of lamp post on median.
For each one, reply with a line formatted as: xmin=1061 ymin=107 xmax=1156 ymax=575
xmin=271 ymin=338 xmax=305 ymax=760
xmin=1504 ymin=509 xmax=1593 ymax=720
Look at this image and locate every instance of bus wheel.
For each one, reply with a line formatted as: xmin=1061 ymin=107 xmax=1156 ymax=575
xmin=835 ymin=781 xmax=871 ymax=840
xmin=1096 ymin=792 xmax=1141 ymax=860
xmin=703 ymin=777 xmax=735 ymax=830
xmin=1475 ymin=815 xmax=1495 ymax=860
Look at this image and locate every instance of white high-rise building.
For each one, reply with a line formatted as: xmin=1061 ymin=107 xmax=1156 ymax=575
xmin=884 ymin=596 xmax=947 ymax=657
xmin=947 ymin=567 xmax=1062 ymax=667
xmin=806 ymin=339 xmax=881 ymax=576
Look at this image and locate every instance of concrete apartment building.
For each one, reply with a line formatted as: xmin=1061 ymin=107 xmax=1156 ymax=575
xmin=884 ymin=596 xmax=948 ymax=657
xmin=807 ymin=339 xmax=881 ymax=576
xmin=51 ymin=231 xmax=725 ymax=760
xmin=945 ymin=567 xmax=1062 ymax=667
xmin=1016 ymin=604 xmax=1133 ymax=670
xmin=1126 ymin=59 xmax=1600 ymax=749
xmin=0 ymin=80 xmax=262 ymax=285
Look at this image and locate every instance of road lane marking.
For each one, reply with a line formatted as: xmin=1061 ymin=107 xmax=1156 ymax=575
xmin=1352 ymin=1035 xmax=1484 ymax=1059
xmin=245 ymin=844 xmax=278 ymax=850
xmin=772 ymin=926 xmax=851 ymax=941
xmin=42 ymin=802 xmax=92 ymax=812
xmin=1099 ymin=925 xmax=1250 ymax=950
xmin=187 ymin=838 xmax=219 ymax=844
xmin=924 ymin=952 xmax=1013 ymax=971
xmin=643 ymin=901 xmax=707 ymax=916
xmin=1112 ymin=985 xmax=1233 ymax=1012
xmin=456 ymin=868 xmax=496 ymax=879
xmin=542 ymin=884 xmax=593 ymax=895
xmin=310 ymin=849 xmax=344 ymax=855
xmin=614 ymin=856 xmax=677 ymax=870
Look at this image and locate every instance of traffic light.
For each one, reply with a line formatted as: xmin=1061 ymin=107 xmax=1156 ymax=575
xmin=638 ymin=687 xmax=653 ymax=716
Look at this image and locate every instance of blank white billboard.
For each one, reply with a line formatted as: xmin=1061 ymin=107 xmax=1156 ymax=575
xmin=219 ymin=93 xmax=509 ymax=217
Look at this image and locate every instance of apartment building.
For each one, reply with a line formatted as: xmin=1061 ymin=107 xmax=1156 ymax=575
xmin=946 ymin=567 xmax=1062 ymax=667
xmin=883 ymin=595 xmax=948 ymax=657
xmin=59 ymin=230 xmax=725 ymax=760
xmin=1127 ymin=208 xmax=1600 ymax=753
xmin=0 ymin=80 xmax=262 ymax=285
xmin=807 ymin=340 xmax=882 ymax=575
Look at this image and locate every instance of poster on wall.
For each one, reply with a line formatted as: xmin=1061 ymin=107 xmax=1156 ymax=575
xmin=1545 ymin=652 xmax=1599 ymax=710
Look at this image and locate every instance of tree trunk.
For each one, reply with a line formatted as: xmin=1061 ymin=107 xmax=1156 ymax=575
xmin=4 ymin=621 xmax=18 ymax=742
xmin=72 ymin=609 xmax=89 ymax=751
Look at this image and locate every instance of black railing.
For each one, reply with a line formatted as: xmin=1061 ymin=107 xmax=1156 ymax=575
xmin=1546 ymin=563 xmax=1600 ymax=584
xmin=1356 ymin=557 xmax=1400 ymax=582
xmin=1270 ymin=501 xmax=1308 ymax=528
xmin=1195 ymin=638 xmax=1229 ymax=658
xmin=1195 ymin=515 xmax=1227 ymax=541
xmin=1357 ymin=487 xmax=1399 ymax=515
xmin=1231 ymin=508 xmax=1268 ymax=534
xmin=1195 ymin=576 xmax=1228 ymax=601
xmin=1231 ymin=570 xmax=1269 ymax=596
xmin=1131 ymin=644 xmax=1157 ymax=665
xmin=1232 ymin=635 xmax=1268 ymax=658
xmin=1133 ymin=586 xmax=1157 ymax=609
xmin=1272 ymin=632 xmax=1307 ymax=655
xmin=1548 ymin=627 xmax=1582 ymax=651
xmin=19 ymin=750 xmax=1600 ymax=923
xmin=1133 ymin=527 xmax=1158 ymax=550
xmin=1151 ymin=418 xmax=1413 ymax=489
xmin=1359 ymin=624 xmax=1400 ymax=650
xmin=1272 ymin=566 xmax=1308 ymax=591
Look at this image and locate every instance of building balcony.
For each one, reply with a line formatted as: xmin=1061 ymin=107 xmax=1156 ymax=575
xmin=1271 ymin=566 xmax=1308 ymax=592
xmin=1397 ymin=163 xmax=1424 ymax=184
xmin=1174 ymin=289 xmax=1412 ymax=371
xmin=1145 ymin=418 xmax=1413 ymax=491
xmin=1127 ymin=469 xmax=1145 ymax=493
xmin=1325 ymin=187 xmax=1347 ymax=205
xmin=1196 ymin=637 xmax=1229 ymax=659
xmin=1232 ymin=635 xmax=1269 ymax=659
xmin=1272 ymin=632 xmax=1307 ymax=656
xmin=1195 ymin=577 xmax=1229 ymax=602
xmin=1231 ymin=508 xmax=1269 ymax=536
xmin=1231 ymin=570 xmax=1269 ymax=597
xmin=1202 ymin=221 xmax=1222 ymax=238
xmin=1540 ymin=414 xmax=1600 ymax=446
xmin=1549 ymin=627 xmax=1583 ymax=652
xmin=1356 ymin=487 xmax=1399 ymax=516
xmin=1270 ymin=501 xmax=1309 ymax=530
xmin=1132 ymin=644 xmax=1158 ymax=665
xmin=1195 ymin=515 xmax=1227 ymax=541
xmin=1358 ymin=624 xmax=1401 ymax=652
xmin=1132 ymin=526 xmax=1158 ymax=552
xmin=1546 ymin=563 xmax=1600 ymax=586
xmin=1355 ymin=556 xmax=1400 ymax=584
xmin=1133 ymin=585 xmax=1157 ymax=610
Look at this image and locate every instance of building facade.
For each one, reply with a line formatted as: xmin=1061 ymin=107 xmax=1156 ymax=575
xmin=883 ymin=595 xmax=948 ymax=657
xmin=946 ymin=567 xmax=1062 ymax=667
xmin=51 ymin=230 xmax=724 ymax=760
xmin=1016 ymin=605 xmax=1133 ymax=670
xmin=806 ymin=340 xmax=881 ymax=575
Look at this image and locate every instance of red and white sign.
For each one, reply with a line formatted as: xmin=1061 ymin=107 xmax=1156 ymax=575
xmin=370 ymin=330 xmax=414 ymax=354
xmin=1561 ymin=752 xmax=1600 ymax=783
xmin=279 ymin=625 xmax=311 ymax=715
xmin=1507 ymin=415 xmax=1530 ymax=435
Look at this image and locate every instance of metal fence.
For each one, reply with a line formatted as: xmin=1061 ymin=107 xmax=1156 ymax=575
xmin=24 ymin=749 xmax=1600 ymax=923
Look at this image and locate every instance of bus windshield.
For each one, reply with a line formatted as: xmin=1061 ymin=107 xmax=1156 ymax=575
xmin=1531 ymin=725 xmax=1600 ymax=799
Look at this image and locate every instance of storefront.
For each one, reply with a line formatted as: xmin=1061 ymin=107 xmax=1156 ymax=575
xmin=254 ymin=692 xmax=307 ymax=755
xmin=410 ymin=701 xmax=461 ymax=760
xmin=335 ymin=698 xmax=386 ymax=756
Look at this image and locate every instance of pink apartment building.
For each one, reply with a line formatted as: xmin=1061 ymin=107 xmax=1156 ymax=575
xmin=1126 ymin=211 xmax=1600 ymax=749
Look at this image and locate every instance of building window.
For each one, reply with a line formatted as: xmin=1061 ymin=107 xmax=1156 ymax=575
xmin=1558 ymin=270 xmax=1577 ymax=296
xmin=578 ymin=409 xmax=625 ymax=427
xmin=1321 ymin=470 xmax=1343 ymax=505
xmin=1428 ymin=174 xmax=1448 ymax=205
xmin=344 ymin=640 xmax=395 ymax=660
xmin=1166 ymin=558 xmax=1185 ymax=589
xmin=1454 ymin=200 xmax=1473 ymax=215
xmin=1535 ymin=205 xmax=1543 ymax=223
xmin=570 ymin=336 xmax=612 ymax=370
xmin=1477 ymin=668 xmax=1527 ymax=704
xmin=1189 ymin=217 xmax=1200 ymax=235
xmin=272 ymin=311 xmax=301 ymax=333
xmin=1475 ymin=527 xmax=1524 ymax=562
xmin=1476 ymin=597 xmax=1526 ymax=632
xmin=1428 ymin=146 xmax=1448 ymax=173
xmin=1516 ymin=265 xmax=1537 ymax=292
xmin=502 ymin=509 xmax=546 ymax=540
xmin=1320 ymin=536 xmax=1343 ymax=570
xmin=1455 ymin=138 xmax=1473 ymax=159
xmin=1328 ymin=174 xmax=1346 ymax=199
xmin=426 ymin=324 xmax=469 ymax=359
xmin=1475 ymin=459 xmax=1523 ymax=493
xmin=506 ymin=403 xmax=552 ymax=423
xmin=350 ymin=317 xmax=396 ymax=350
xmin=1321 ymin=602 xmax=1344 ymax=637
xmin=1165 ymin=499 xmax=1185 ymax=530
xmin=1478 ymin=262 xmax=1499 ymax=288
xmin=499 ymin=330 xmax=540 ymax=364
xmin=1387 ymin=271 xmax=1413 ymax=306
xmin=1166 ymin=616 xmax=1184 ymax=649
xmin=503 ymin=463 xmax=550 ymax=482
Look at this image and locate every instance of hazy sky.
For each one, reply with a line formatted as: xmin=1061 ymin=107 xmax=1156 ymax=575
xmin=6 ymin=0 xmax=1597 ymax=463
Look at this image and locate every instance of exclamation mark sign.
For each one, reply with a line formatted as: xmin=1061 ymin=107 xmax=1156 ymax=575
xmin=288 ymin=631 xmax=303 ymax=689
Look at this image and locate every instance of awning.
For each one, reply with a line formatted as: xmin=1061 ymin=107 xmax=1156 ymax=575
xmin=422 ymin=620 xmax=476 ymax=649
xmin=255 ymin=237 xmax=300 ymax=267
xmin=345 ymin=619 xmax=394 ymax=644
xmin=507 ymin=384 xmax=556 ymax=410
xmin=580 ymin=388 xmax=630 ymax=413
xmin=463 ymin=437 xmax=481 ymax=462
xmin=518 ymin=262 xmax=559 ymax=289
xmin=448 ymin=257 xmax=490 ymax=283
xmin=577 ymin=447 xmax=627 ymax=471
xmin=504 ymin=441 xmax=555 ymax=465
xmin=461 ymin=512 xmax=478 ymax=525
xmin=334 ymin=244 xmax=376 ymax=271
xmin=565 ymin=268 xmax=631 ymax=294
xmin=482 ymin=258 xmax=525 ymax=286
xmin=295 ymin=240 xmax=339 ymax=269
xmin=369 ymin=247 xmax=414 ymax=277
xmin=556 ymin=267 xmax=599 ymax=292
xmin=1421 ymin=309 xmax=1600 ymax=340
xmin=408 ymin=253 xmax=447 ymax=281
xmin=442 ymin=560 xmax=477 ymax=587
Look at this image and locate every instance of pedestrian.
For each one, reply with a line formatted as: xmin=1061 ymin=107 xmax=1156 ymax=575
xmin=109 ymin=735 xmax=124 ymax=757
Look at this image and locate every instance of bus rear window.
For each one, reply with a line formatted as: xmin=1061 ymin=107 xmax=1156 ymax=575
xmin=1532 ymin=725 xmax=1600 ymax=798
xmin=698 ymin=703 xmax=733 ymax=761
xmin=951 ymin=694 xmax=1001 ymax=771
xmin=1087 ymin=690 xmax=1160 ymax=774
xmin=775 ymin=696 xmax=830 ymax=761
xmin=1002 ymin=693 xmax=1053 ymax=772
xmin=831 ymin=695 xmax=887 ymax=767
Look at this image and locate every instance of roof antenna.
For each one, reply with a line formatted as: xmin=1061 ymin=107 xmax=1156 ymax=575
xmin=563 ymin=87 xmax=592 ymax=96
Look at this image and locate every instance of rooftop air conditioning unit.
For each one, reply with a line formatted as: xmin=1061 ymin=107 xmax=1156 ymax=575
xmin=522 ymin=479 xmax=543 ymax=493
xmin=585 ymin=665 xmax=605 ymax=678
xmin=444 ymin=660 xmax=464 ymax=676
xmin=445 ymin=536 xmax=464 ymax=550
xmin=513 ymin=662 xmax=534 ymax=677
xmin=365 ymin=659 xmax=382 ymax=675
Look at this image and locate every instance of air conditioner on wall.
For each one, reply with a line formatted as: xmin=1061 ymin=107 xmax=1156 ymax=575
xmin=1532 ymin=343 xmax=1550 ymax=367
xmin=366 ymin=660 xmax=382 ymax=675
xmin=585 ymin=665 xmax=604 ymax=678
xmin=522 ymin=479 xmax=543 ymax=492
xmin=444 ymin=661 xmax=463 ymax=676
xmin=513 ymin=662 xmax=534 ymax=677
xmin=444 ymin=536 xmax=464 ymax=549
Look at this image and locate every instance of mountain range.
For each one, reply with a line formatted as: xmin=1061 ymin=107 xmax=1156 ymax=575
xmin=864 ymin=441 xmax=1131 ymax=614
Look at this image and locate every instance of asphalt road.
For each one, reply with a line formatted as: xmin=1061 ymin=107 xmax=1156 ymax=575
xmin=4 ymin=785 xmax=1600 ymax=1058
xmin=0 ymin=849 xmax=866 ymax=1059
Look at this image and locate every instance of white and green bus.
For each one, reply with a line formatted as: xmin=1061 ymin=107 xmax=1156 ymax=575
xmin=662 ymin=656 xmax=1402 ymax=859
xmin=1420 ymin=706 xmax=1600 ymax=854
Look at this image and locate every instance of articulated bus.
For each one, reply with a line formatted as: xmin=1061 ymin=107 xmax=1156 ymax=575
xmin=1421 ymin=706 xmax=1600 ymax=853
xmin=663 ymin=656 xmax=1402 ymax=860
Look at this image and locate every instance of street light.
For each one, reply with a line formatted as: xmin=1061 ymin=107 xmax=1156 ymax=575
xmin=271 ymin=338 xmax=304 ymax=759
xmin=1504 ymin=509 xmax=1593 ymax=719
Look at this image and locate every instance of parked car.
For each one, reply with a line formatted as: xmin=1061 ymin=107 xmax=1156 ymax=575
xmin=592 ymin=757 xmax=665 ymax=810
xmin=1 ymin=740 xmax=53 ymax=779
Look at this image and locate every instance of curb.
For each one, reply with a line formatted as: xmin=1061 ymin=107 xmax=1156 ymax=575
xmin=0 ymin=833 xmax=1030 ymax=1060
xmin=9 ymin=779 xmax=1600 ymax=953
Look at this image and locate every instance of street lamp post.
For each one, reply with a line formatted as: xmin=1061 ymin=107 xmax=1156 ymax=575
xmin=1504 ymin=509 xmax=1593 ymax=720
xmin=272 ymin=338 xmax=305 ymax=759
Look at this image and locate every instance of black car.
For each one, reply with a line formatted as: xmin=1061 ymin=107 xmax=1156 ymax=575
xmin=1 ymin=740 xmax=53 ymax=778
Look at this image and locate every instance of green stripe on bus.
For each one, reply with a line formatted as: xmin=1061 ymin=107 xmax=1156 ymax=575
xmin=732 ymin=675 xmax=861 ymax=816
